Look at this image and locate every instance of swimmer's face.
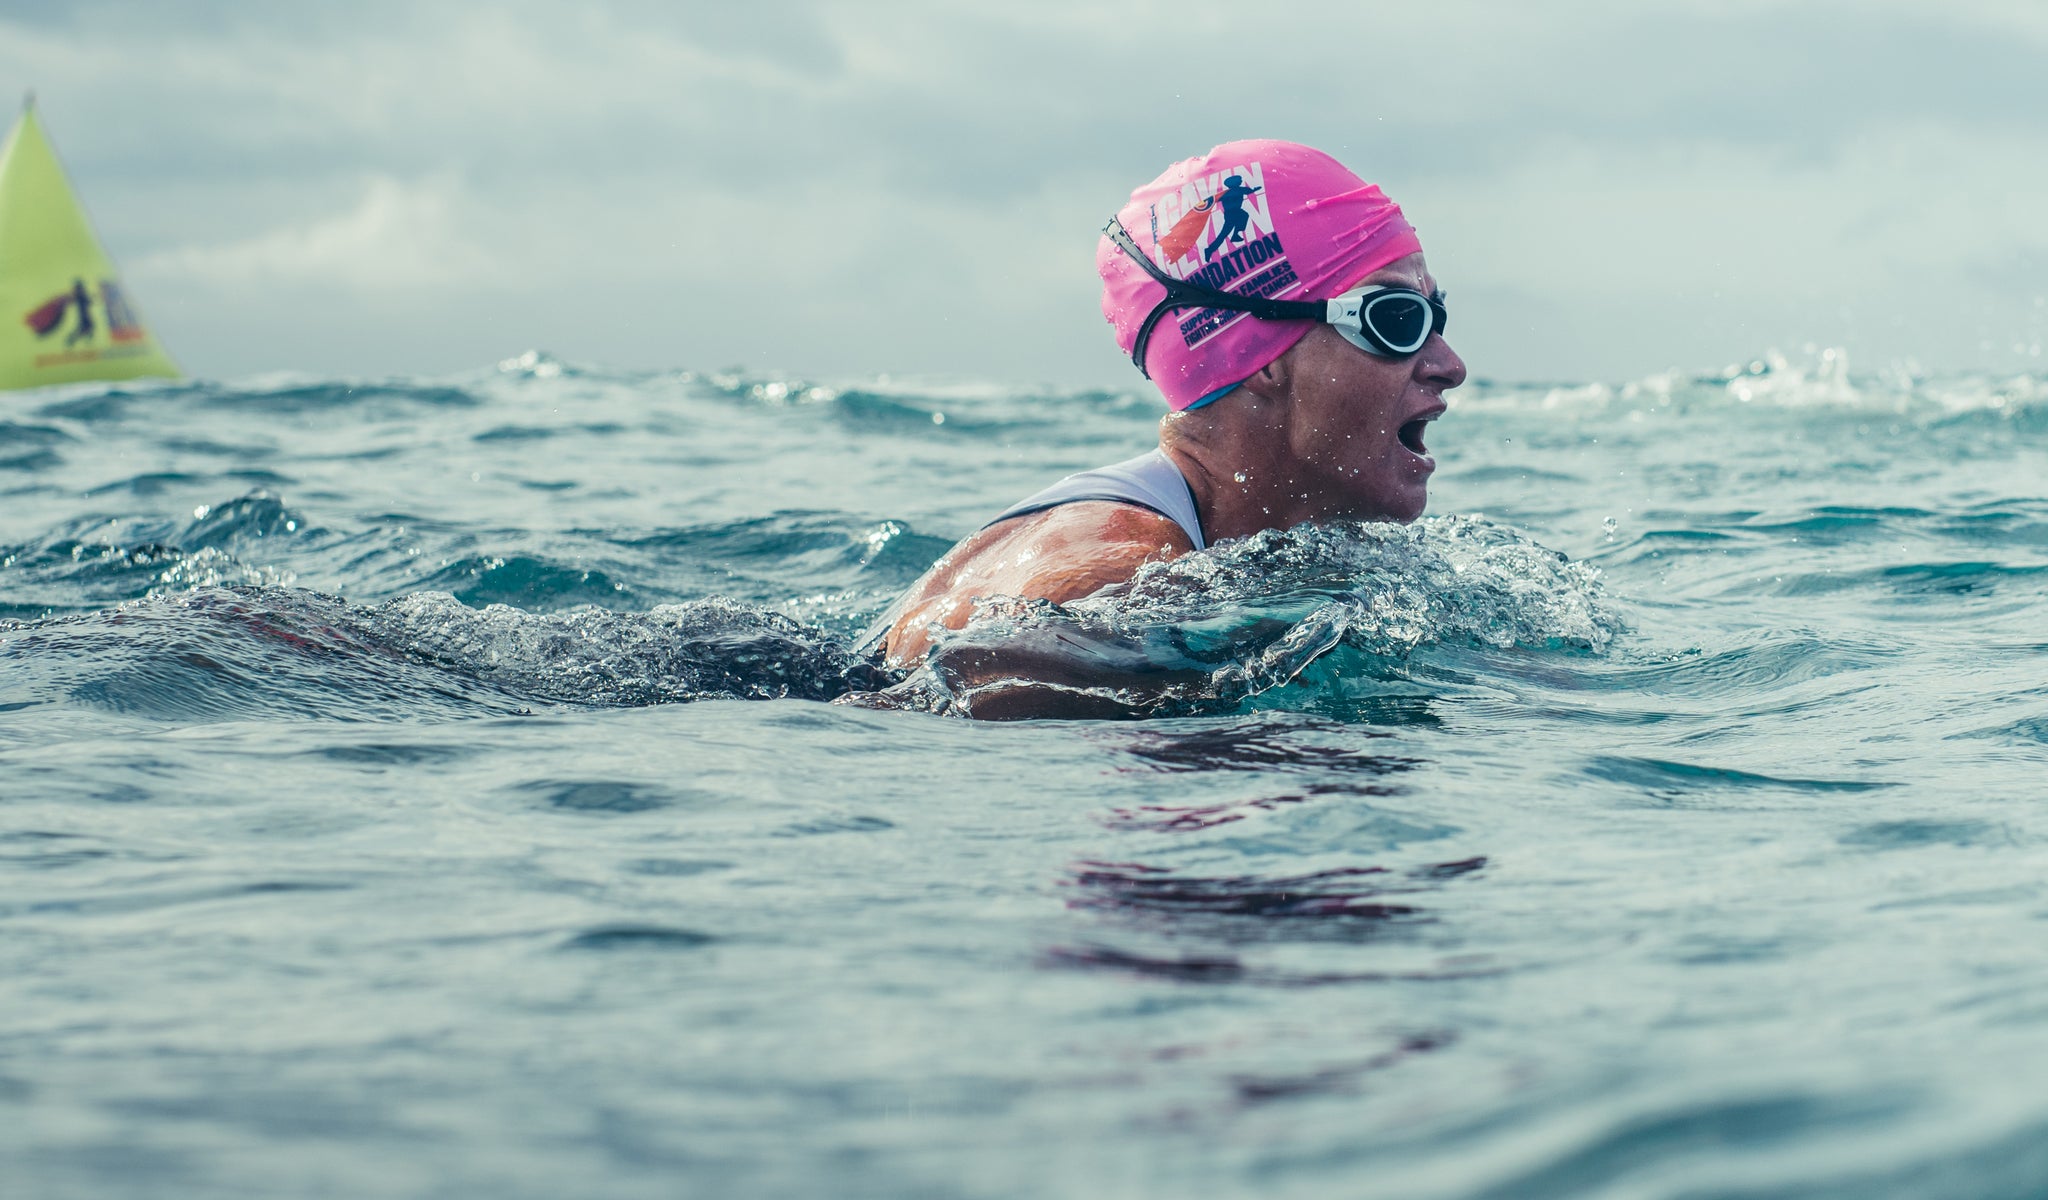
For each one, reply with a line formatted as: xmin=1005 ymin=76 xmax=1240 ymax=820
xmin=1279 ymin=252 xmax=1466 ymax=523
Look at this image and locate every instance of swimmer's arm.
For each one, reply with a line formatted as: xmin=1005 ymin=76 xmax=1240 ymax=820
xmin=870 ymin=506 xmax=1209 ymax=718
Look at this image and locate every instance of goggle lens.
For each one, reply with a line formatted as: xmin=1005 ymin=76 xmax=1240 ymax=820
xmin=1362 ymin=292 xmax=1432 ymax=351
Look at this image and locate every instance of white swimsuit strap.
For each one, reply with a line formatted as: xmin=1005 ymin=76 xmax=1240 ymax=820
xmin=984 ymin=449 xmax=1205 ymax=550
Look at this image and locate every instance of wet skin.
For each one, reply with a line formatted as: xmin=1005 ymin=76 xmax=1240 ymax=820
xmin=874 ymin=251 xmax=1467 ymax=679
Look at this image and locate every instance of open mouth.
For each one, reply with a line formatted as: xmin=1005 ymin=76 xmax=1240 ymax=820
xmin=1398 ymin=415 xmax=1433 ymax=456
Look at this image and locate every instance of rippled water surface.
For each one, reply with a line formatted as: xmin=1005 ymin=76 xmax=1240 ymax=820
xmin=6 ymin=350 xmax=2048 ymax=1198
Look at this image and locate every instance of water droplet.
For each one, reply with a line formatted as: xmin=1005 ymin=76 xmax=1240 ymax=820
xmin=931 ymin=412 xmax=946 ymax=425
xmin=1601 ymin=517 xmax=1618 ymax=541
xmin=1233 ymin=471 xmax=1247 ymax=484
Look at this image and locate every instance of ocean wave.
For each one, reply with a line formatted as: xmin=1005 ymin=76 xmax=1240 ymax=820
xmin=373 ymin=590 xmax=888 ymax=705
xmin=0 ymin=585 xmax=891 ymax=725
xmin=0 ymin=513 xmax=1613 ymax=726
xmin=1459 ymin=347 xmax=2048 ymax=416
xmin=16 ymin=350 xmax=2048 ymax=431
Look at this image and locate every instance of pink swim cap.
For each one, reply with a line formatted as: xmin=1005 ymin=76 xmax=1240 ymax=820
xmin=1098 ymin=139 xmax=1424 ymax=411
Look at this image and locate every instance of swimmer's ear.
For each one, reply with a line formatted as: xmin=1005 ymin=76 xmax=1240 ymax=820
xmin=1238 ymin=342 xmax=1294 ymax=404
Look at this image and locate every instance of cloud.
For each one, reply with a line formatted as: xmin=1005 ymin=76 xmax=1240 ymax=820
xmin=133 ymin=175 xmax=503 ymax=292
xmin=6 ymin=0 xmax=2045 ymax=381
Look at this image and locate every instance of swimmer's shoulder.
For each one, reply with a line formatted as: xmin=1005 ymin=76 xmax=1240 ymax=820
xmin=878 ymin=502 xmax=1194 ymax=665
xmin=983 ymin=501 xmax=1194 ymax=601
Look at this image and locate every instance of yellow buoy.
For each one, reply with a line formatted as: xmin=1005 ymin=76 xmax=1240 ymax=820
xmin=0 ymin=94 xmax=180 ymax=391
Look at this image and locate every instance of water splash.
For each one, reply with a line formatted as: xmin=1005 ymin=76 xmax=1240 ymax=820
xmin=868 ymin=515 xmax=1620 ymax=719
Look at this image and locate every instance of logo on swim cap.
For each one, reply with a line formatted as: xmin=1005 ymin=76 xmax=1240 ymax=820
xmin=1141 ymin=160 xmax=1301 ymax=353
xmin=1138 ymin=160 xmax=1294 ymax=352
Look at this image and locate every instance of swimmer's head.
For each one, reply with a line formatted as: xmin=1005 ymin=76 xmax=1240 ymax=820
xmin=1098 ymin=140 xmax=1424 ymax=412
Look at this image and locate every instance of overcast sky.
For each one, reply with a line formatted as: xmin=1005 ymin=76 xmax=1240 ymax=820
xmin=4 ymin=0 xmax=2045 ymax=386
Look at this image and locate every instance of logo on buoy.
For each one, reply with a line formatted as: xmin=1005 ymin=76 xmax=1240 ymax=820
xmin=21 ymin=278 xmax=146 ymax=356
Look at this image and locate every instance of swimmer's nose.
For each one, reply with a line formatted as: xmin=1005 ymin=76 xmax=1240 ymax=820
xmin=1419 ymin=334 xmax=1466 ymax=392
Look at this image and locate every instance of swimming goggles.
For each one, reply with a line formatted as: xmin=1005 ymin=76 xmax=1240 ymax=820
xmin=1103 ymin=217 xmax=1447 ymax=378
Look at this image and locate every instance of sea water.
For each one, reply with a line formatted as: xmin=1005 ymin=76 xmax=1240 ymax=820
xmin=4 ymin=348 xmax=2048 ymax=1198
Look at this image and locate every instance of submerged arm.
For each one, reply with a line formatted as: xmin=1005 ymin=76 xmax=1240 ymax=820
xmin=915 ymin=614 xmax=1214 ymax=719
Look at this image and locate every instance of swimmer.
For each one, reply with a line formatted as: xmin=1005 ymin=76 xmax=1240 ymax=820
xmin=865 ymin=140 xmax=1466 ymax=712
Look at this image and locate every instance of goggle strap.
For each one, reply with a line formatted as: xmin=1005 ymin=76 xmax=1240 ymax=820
xmin=1129 ymin=304 xmax=1171 ymax=378
xmin=1104 ymin=218 xmax=1325 ymax=375
xmin=1102 ymin=219 xmax=1175 ymax=289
